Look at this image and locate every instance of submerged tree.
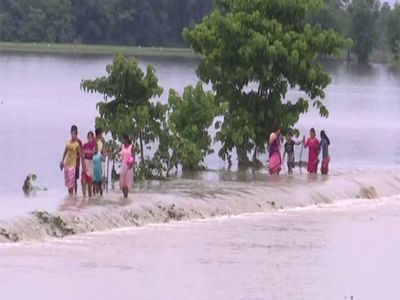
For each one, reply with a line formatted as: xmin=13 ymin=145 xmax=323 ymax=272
xmin=308 ymin=0 xmax=348 ymax=34
xmin=387 ymin=3 xmax=400 ymax=63
xmin=147 ymin=83 xmax=216 ymax=177
xmin=81 ymin=54 xmax=218 ymax=179
xmin=81 ymin=52 xmax=165 ymax=167
xmin=167 ymin=82 xmax=216 ymax=171
xmin=184 ymin=0 xmax=351 ymax=168
xmin=347 ymin=0 xmax=380 ymax=64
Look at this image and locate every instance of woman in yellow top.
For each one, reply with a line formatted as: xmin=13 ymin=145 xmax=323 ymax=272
xmin=60 ymin=126 xmax=82 ymax=196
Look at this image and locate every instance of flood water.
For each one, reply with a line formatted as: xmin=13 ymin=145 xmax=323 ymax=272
xmin=0 ymin=53 xmax=399 ymax=300
xmin=0 ymin=53 xmax=399 ymax=195
xmin=1 ymin=197 xmax=399 ymax=300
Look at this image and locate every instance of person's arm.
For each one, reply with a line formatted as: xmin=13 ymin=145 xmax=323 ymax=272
xmin=112 ymin=146 xmax=122 ymax=157
xmin=127 ymin=145 xmax=135 ymax=169
xmin=319 ymin=140 xmax=324 ymax=158
xmin=78 ymin=146 xmax=85 ymax=170
xmin=304 ymin=138 xmax=309 ymax=148
xmin=83 ymin=146 xmax=95 ymax=156
xmin=312 ymin=141 xmax=321 ymax=163
xmin=101 ymin=138 xmax=106 ymax=156
xmin=294 ymin=140 xmax=303 ymax=146
xmin=269 ymin=133 xmax=276 ymax=146
xmin=78 ymin=140 xmax=83 ymax=159
xmin=60 ymin=147 xmax=67 ymax=170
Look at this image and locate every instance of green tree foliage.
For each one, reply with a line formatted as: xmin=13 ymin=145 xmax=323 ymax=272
xmin=308 ymin=0 xmax=348 ymax=33
xmin=307 ymin=0 xmax=400 ymax=63
xmin=184 ymin=0 xmax=351 ymax=168
xmin=81 ymin=54 xmax=216 ymax=179
xmin=0 ymin=0 xmax=399 ymax=65
xmin=347 ymin=0 xmax=381 ymax=63
xmin=387 ymin=3 xmax=400 ymax=62
xmin=376 ymin=2 xmax=392 ymax=49
xmin=167 ymin=83 xmax=216 ymax=171
xmin=0 ymin=0 xmax=22 ymax=40
xmin=147 ymin=83 xmax=217 ymax=177
xmin=71 ymin=0 xmax=115 ymax=44
xmin=81 ymin=53 xmax=165 ymax=167
xmin=1 ymin=0 xmax=397 ymax=65
xmin=0 ymin=0 xmax=214 ymax=46
xmin=0 ymin=0 xmax=74 ymax=42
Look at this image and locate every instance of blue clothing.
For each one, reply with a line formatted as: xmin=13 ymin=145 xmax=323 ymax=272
xmin=93 ymin=152 xmax=103 ymax=183
xmin=320 ymin=138 xmax=330 ymax=159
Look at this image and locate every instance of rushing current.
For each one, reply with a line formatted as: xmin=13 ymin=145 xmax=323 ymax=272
xmin=0 ymin=53 xmax=399 ymax=299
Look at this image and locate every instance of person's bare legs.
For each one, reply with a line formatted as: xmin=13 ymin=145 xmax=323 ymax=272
xmin=88 ymin=183 xmax=93 ymax=197
xmin=122 ymin=187 xmax=128 ymax=198
xmin=74 ymin=179 xmax=78 ymax=195
xmin=82 ymin=181 xmax=87 ymax=197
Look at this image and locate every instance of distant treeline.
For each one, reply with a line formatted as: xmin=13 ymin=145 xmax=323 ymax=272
xmin=0 ymin=0 xmax=399 ymax=63
xmin=0 ymin=0 xmax=213 ymax=46
xmin=308 ymin=0 xmax=400 ymax=63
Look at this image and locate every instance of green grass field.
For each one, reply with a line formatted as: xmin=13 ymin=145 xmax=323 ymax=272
xmin=1 ymin=42 xmax=396 ymax=65
xmin=0 ymin=42 xmax=196 ymax=58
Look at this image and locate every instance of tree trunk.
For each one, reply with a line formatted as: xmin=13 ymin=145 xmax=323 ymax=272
xmin=236 ymin=146 xmax=250 ymax=170
xmin=357 ymin=52 xmax=369 ymax=65
xmin=139 ymin=131 xmax=144 ymax=163
xmin=252 ymin=147 xmax=258 ymax=162
xmin=111 ymin=158 xmax=116 ymax=190
xmin=106 ymin=156 xmax=109 ymax=193
xmin=347 ymin=50 xmax=351 ymax=63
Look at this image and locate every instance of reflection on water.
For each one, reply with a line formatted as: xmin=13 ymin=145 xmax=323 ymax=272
xmin=0 ymin=53 xmax=399 ymax=196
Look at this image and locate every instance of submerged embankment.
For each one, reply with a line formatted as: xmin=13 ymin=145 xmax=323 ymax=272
xmin=1 ymin=168 xmax=399 ymax=243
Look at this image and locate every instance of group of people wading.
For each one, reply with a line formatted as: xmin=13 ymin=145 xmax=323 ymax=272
xmin=268 ymin=127 xmax=330 ymax=176
xmin=60 ymin=125 xmax=135 ymax=198
xmin=60 ymin=124 xmax=329 ymax=198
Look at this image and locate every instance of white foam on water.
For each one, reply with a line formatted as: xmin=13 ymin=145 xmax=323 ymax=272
xmin=0 ymin=191 xmax=399 ymax=300
xmin=0 ymin=169 xmax=398 ymax=244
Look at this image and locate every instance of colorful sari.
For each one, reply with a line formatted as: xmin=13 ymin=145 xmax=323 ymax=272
xmin=81 ymin=159 xmax=93 ymax=184
xmin=119 ymin=145 xmax=134 ymax=190
xmin=81 ymin=141 xmax=96 ymax=184
xmin=64 ymin=166 xmax=76 ymax=189
xmin=320 ymin=138 xmax=330 ymax=175
xmin=93 ymin=152 xmax=103 ymax=184
xmin=321 ymin=157 xmax=330 ymax=175
xmin=305 ymin=138 xmax=320 ymax=174
xmin=64 ymin=140 xmax=79 ymax=189
xmin=268 ymin=134 xmax=281 ymax=175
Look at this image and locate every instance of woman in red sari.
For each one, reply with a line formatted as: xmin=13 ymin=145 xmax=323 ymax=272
xmin=268 ymin=126 xmax=282 ymax=175
xmin=304 ymin=128 xmax=320 ymax=174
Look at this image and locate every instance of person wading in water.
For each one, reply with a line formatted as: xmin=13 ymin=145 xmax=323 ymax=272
xmin=268 ymin=126 xmax=282 ymax=175
xmin=320 ymin=130 xmax=331 ymax=175
xmin=304 ymin=128 xmax=320 ymax=174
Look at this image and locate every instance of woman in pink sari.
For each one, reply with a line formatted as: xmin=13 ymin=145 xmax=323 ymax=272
xmin=118 ymin=134 xmax=135 ymax=198
xmin=304 ymin=128 xmax=320 ymax=174
xmin=268 ymin=126 xmax=282 ymax=175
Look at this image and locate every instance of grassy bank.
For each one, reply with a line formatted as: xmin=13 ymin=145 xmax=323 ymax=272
xmin=0 ymin=42 xmax=196 ymax=58
xmin=1 ymin=42 xmax=396 ymax=65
